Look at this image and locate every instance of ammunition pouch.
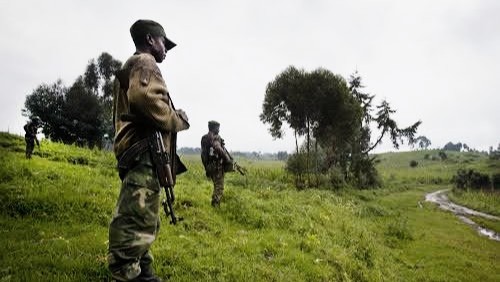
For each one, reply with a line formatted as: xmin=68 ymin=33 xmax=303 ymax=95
xmin=205 ymin=161 xmax=218 ymax=177
xmin=223 ymin=160 xmax=235 ymax=173
xmin=117 ymin=138 xmax=150 ymax=180
xmin=117 ymin=137 xmax=187 ymax=181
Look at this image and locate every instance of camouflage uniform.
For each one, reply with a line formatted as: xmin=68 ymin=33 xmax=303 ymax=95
xmin=108 ymin=20 xmax=189 ymax=282
xmin=201 ymin=122 xmax=231 ymax=206
xmin=23 ymin=119 xmax=39 ymax=159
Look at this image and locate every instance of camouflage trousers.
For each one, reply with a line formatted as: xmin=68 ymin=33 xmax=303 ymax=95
xmin=108 ymin=152 xmax=161 ymax=281
xmin=210 ymin=169 xmax=225 ymax=206
xmin=25 ymin=137 xmax=34 ymax=159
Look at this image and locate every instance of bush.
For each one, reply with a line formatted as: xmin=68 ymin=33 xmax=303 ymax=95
xmin=328 ymin=167 xmax=346 ymax=189
xmin=492 ymin=173 xmax=500 ymax=190
xmin=409 ymin=160 xmax=418 ymax=167
xmin=438 ymin=151 xmax=447 ymax=161
xmin=452 ymin=169 xmax=490 ymax=190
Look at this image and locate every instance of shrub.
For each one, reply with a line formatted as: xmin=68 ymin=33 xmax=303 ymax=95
xmin=409 ymin=160 xmax=418 ymax=167
xmin=452 ymin=168 xmax=491 ymax=190
xmin=438 ymin=151 xmax=447 ymax=161
xmin=492 ymin=173 xmax=500 ymax=190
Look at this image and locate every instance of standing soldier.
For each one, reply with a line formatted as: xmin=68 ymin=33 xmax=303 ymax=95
xmin=23 ymin=116 xmax=41 ymax=159
xmin=201 ymin=121 xmax=233 ymax=207
xmin=108 ymin=19 xmax=189 ymax=282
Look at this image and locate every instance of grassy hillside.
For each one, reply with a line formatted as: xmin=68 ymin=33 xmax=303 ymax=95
xmin=0 ymin=132 xmax=498 ymax=281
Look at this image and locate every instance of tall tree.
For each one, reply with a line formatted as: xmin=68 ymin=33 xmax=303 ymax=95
xmin=63 ymin=76 xmax=102 ymax=147
xmin=23 ymin=80 xmax=66 ymax=141
xmin=23 ymin=52 xmax=121 ymax=146
xmin=414 ymin=135 xmax=431 ymax=150
xmin=261 ymin=68 xmax=421 ymax=189
xmin=97 ymin=52 xmax=122 ymax=137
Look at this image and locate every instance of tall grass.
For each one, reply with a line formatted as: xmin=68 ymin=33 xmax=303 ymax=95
xmin=0 ymin=133 xmax=499 ymax=281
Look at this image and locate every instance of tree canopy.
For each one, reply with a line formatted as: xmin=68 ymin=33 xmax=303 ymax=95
xmin=261 ymin=67 xmax=421 ymax=188
xmin=23 ymin=52 xmax=121 ymax=147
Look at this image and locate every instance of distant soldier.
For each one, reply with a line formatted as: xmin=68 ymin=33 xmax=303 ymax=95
xmin=201 ymin=121 xmax=233 ymax=207
xmin=108 ymin=19 xmax=189 ymax=282
xmin=23 ymin=116 xmax=41 ymax=159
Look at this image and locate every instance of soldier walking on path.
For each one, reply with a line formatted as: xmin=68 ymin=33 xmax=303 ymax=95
xmin=23 ymin=116 xmax=41 ymax=159
xmin=201 ymin=121 xmax=233 ymax=207
xmin=108 ymin=19 xmax=189 ymax=282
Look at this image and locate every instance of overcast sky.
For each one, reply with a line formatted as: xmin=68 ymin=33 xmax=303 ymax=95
xmin=1 ymin=0 xmax=498 ymax=153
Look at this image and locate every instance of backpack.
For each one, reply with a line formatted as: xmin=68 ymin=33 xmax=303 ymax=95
xmin=201 ymin=134 xmax=217 ymax=175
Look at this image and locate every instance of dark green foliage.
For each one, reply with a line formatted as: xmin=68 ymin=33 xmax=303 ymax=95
xmin=489 ymin=144 xmax=500 ymax=160
xmin=409 ymin=160 xmax=418 ymax=167
xmin=262 ymin=69 xmax=419 ymax=189
xmin=438 ymin=151 xmax=447 ymax=160
xmin=443 ymin=142 xmax=463 ymax=151
xmin=452 ymin=169 xmax=491 ymax=190
xmin=491 ymin=173 xmax=500 ymax=190
xmin=23 ymin=52 xmax=121 ymax=147
xmin=350 ymin=155 xmax=381 ymax=188
xmin=414 ymin=135 xmax=431 ymax=149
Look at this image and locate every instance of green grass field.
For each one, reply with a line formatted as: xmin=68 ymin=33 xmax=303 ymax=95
xmin=0 ymin=132 xmax=498 ymax=281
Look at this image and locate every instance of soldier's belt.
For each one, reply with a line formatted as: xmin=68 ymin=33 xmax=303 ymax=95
xmin=117 ymin=138 xmax=150 ymax=177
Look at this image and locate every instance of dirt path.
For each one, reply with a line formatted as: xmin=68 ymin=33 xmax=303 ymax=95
xmin=425 ymin=189 xmax=500 ymax=241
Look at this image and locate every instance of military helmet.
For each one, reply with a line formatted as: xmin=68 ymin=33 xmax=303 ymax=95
xmin=130 ymin=19 xmax=176 ymax=50
xmin=208 ymin=120 xmax=220 ymax=130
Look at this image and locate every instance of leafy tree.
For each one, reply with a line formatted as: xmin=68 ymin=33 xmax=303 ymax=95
xmin=276 ymin=151 xmax=289 ymax=161
xmin=23 ymin=52 xmax=122 ymax=147
xmin=84 ymin=59 xmax=100 ymax=95
xmin=260 ymin=66 xmax=313 ymax=153
xmin=443 ymin=142 xmax=462 ymax=151
xmin=63 ymin=77 xmax=103 ymax=147
xmin=414 ymin=135 xmax=431 ymax=150
xmin=261 ymin=68 xmax=421 ymax=189
xmin=23 ymin=80 xmax=66 ymax=141
xmin=96 ymin=52 xmax=122 ymax=137
xmin=261 ymin=66 xmax=361 ymax=186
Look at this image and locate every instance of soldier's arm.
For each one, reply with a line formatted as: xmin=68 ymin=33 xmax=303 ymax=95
xmin=127 ymin=54 xmax=189 ymax=132
xmin=213 ymin=138 xmax=231 ymax=162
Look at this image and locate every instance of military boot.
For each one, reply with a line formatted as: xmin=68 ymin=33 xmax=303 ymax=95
xmin=132 ymin=264 xmax=163 ymax=282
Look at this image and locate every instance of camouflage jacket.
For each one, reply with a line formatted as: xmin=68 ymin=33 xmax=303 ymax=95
xmin=23 ymin=122 xmax=38 ymax=140
xmin=201 ymin=132 xmax=231 ymax=168
xmin=113 ymin=53 xmax=189 ymax=158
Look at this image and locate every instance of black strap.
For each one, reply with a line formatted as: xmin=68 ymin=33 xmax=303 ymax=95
xmin=117 ymin=138 xmax=150 ymax=171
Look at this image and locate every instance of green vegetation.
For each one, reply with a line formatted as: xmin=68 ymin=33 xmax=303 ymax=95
xmin=0 ymin=132 xmax=499 ymax=281
xmin=23 ymin=52 xmax=122 ymax=146
xmin=260 ymin=69 xmax=421 ymax=189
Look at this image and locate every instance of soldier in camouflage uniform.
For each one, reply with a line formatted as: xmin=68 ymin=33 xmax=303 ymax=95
xmin=23 ymin=116 xmax=41 ymax=159
xmin=201 ymin=121 xmax=232 ymax=207
xmin=108 ymin=19 xmax=189 ymax=282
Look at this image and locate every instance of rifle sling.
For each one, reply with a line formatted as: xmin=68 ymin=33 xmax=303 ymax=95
xmin=117 ymin=138 xmax=150 ymax=180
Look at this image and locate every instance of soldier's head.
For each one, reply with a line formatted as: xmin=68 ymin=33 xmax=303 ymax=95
xmin=130 ymin=19 xmax=176 ymax=63
xmin=208 ymin=120 xmax=220 ymax=134
xmin=31 ymin=116 xmax=41 ymax=125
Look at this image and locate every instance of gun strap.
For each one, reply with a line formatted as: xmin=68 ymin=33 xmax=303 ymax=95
xmin=117 ymin=138 xmax=150 ymax=178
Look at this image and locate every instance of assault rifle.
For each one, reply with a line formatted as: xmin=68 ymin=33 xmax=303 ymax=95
xmin=149 ymin=131 xmax=180 ymax=224
xmin=120 ymin=113 xmax=181 ymax=225
xmin=221 ymin=144 xmax=247 ymax=176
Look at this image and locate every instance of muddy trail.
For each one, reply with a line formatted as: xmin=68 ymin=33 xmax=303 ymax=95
xmin=425 ymin=189 xmax=500 ymax=241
